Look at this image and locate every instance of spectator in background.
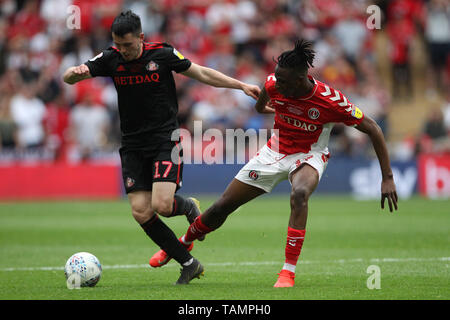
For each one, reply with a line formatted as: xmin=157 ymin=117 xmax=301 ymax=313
xmin=386 ymin=0 xmax=424 ymax=101
xmin=10 ymin=78 xmax=46 ymax=150
xmin=69 ymin=90 xmax=110 ymax=162
xmin=332 ymin=12 xmax=368 ymax=65
xmin=0 ymin=17 xmax=7 ymax=76
xmin=44 ymin=92 xmax=70 ymax=162
xmin=40 ymin=0 xmax=73 ymax=39
xmin=0 ymin=89 xmax=17 ymax=150
xmin=443 ymin=93 xmax=450 ymax=132
xmin=424 ymin=0 xmax=450 ymax=97
xmin=59 ymin=34 xmax=94 ymax=78
xmin=416 ymin=107 xmax=450 ymax=154
xmin=423 ymin=108 xmax=447 ymax=140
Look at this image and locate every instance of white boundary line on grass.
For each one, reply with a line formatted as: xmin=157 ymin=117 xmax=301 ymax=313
xmin=1 ymin=257 xmax=449 ymax=272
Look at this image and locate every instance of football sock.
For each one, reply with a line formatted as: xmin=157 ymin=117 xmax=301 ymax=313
xmin=168 ymin=195 xmax=190 ymax=217
xmin=183 ymin=216 xmax=213 ymax=243
xmin=283 ymin=227 xmax=306 ymax=274
xmin=140 ymin=215 xmax=192 ymax=265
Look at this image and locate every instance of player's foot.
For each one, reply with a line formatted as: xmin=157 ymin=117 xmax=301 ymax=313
xmin=186 ymin=197 xmax=205 ymax=241
xmin=273 ymin=270 xmax=295 ymax=288
xmin=149 ymin=242 xmax=194 ymax=268
xmin=175 ymin=258 xmax=204 ymax=285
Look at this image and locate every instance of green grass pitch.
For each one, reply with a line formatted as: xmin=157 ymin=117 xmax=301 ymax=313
xmin=0 ymin=195 xmax=448 ymax=300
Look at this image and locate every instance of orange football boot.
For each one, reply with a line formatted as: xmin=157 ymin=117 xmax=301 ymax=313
xmin=273 ymin=269 xmax=295 ymax=287
xmin=149 ymin=241 xmax=194 ymax=268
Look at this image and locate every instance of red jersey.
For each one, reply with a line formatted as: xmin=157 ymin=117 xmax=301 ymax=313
xmin=265 ymin=73 xmax=364 ymax=155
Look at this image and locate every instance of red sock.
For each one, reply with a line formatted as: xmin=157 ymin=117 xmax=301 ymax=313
xmin=184 ymin=216 xmax=213 ymax=243
xmin=284 ymin=227 xmax=306 ymax=270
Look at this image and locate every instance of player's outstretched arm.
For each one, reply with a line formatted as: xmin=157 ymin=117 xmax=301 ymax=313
xmin=355 ymin=116 xmax=398 ymax=212
xmin=63 ymin=64 xmax=92 ymax=85
xmin=181 ymin=63 xmax=260 ymax=99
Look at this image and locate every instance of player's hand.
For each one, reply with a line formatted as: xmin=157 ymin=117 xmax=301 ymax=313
xmin=261 ymin=103 xmax=275 ymax=114
xmin=72 ymin=64 xmax=90 ymax=76
xmin=242 ymin=84 xmax=261 ymax=100
xmin=381 ymin=177 xmax=398 ymax=213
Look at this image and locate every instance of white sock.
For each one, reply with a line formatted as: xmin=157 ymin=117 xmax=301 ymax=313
xmin=182 ymin=258 xmax=193 ymax=267
xmin=181 ymin=235 xmax=192 ymax=245
xmin=282 ymin=263 xmax=296 ymax=273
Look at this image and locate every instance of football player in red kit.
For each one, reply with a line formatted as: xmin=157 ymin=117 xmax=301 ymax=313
xmin=150 ymin=39 xmax=398 ymax=287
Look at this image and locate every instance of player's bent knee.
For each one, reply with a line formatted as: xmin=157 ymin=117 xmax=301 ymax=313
xmin=130 ymin=202 xmax=153 ymax=224
xmin=290 ymin=186 xmax=310 ymax=207
xmin=131 ymin=208 xmax=154 ymax=224
xmin=151 ymin=199 xmax=173 ymax=217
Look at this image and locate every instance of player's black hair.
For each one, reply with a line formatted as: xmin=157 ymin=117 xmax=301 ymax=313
xmin=276 ymin=39 xmax=315 ymax=74
xmin=111 ymin=10 xmax=142 ymax=37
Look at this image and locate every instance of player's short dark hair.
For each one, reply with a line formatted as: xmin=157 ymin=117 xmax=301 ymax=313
xmin=276 ymin=39 xmax=315 ymax=74
xmin=111 ymin=10 xmax=142 ymax=37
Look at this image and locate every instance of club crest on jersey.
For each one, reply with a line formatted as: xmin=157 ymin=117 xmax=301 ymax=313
xmin=308 ymin=108 xmax=320 ymax=120
xmin=126 ymin=177 xmax=135 ymax=188
xmin=146 ymin=61 xmax=159 ymax=71
xmin=248 ymin=170 xmax=259 ymax=181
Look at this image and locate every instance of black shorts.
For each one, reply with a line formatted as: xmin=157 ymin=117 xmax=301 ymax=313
xmin=119 ymin=141 xmax=183 ymax=194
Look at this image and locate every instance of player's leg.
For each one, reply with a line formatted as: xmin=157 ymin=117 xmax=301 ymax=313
xmin=150 ymin=178 xmax=265 ymax=266
xmin=182 ymin=178 xmax=266 ymax=243
xmin=274 ymin=164 xmax=319 ymax=288
xmin=149 ymin=182 xmax=196 ymax=267
xmin=148 ymin=145 xmax=205 ymax=282
xmin=151 ymin=181 xmax=203 ymax=229
xmin=151 ymin=142 xmax=203 ymax=227
xmin=127 ymin=189 xmax=198 ymax=275
xmin=121 ymin=147 xmax=202 ymax=284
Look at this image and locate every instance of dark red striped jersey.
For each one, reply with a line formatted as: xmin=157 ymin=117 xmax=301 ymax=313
xmin=85 ymin=42 xmax=191 ymax=149
xmin=265 ymin=73 xmax=365 ymax=155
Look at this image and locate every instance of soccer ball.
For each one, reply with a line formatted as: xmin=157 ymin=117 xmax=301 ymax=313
xmin=64 ymin=252 xmax=102 ymax=288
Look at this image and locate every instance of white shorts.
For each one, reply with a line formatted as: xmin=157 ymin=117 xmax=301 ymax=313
xmin=235 ymin=145 xmax=329 ymax=193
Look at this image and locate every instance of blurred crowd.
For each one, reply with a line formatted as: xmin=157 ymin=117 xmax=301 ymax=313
xmin=0 ymin=0 xmax=449 ymax=163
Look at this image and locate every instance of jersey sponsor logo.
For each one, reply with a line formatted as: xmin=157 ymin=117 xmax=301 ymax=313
xmin=248 ymin=170 xmax=259 ymax=180
xmin=308 ymin=107 xmax=320 ymax=120
xmin=146 ymin=61 xmax=159 ymax=71
xmin=173 ymin=48 xmax=184 ymax=60
xmin=279 ymin=114 xmax=318 ymax=132
xmin=113 ymin=73 xmax=160 ymax=86
xmin=351 ymin=105 xmax=363 ymax=119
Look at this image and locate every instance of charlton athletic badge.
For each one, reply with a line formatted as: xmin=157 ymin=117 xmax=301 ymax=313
xmin=146 ymin=61 xmax=159 ymax=71
xmin=308 ymin=108 xmax=320 ymax=120
xmin=126 ymin=177 xmax=135 ymax=188
xmin=248 ymin=170 xmax=259 ymax=181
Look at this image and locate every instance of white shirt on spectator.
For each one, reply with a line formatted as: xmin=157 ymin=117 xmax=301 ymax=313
xmin=10 ymin=93 xmax=46 ymax=147
xmin=70 ymin=103 xmax=109 ymax=150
